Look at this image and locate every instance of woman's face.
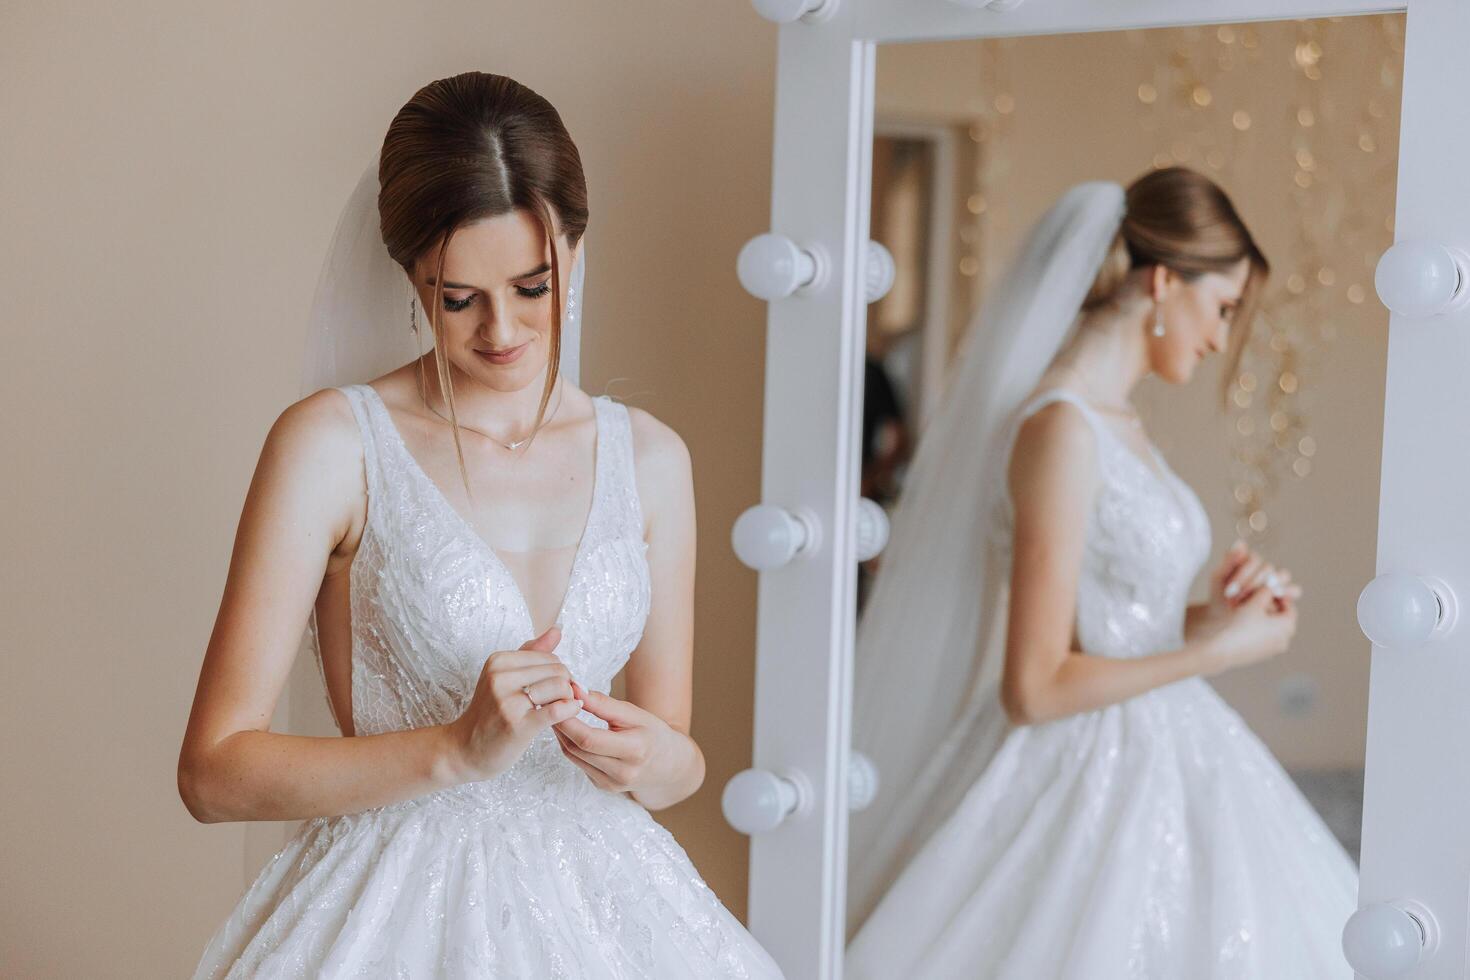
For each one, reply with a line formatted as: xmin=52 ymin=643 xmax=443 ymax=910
xmin=409 ymin=208 xmax=578 ymax=394
xmin=1148 ymin=257 xmax=1252 ymax=385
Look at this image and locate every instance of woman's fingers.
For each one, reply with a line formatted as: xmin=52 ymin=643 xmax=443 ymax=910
xmin=519 ymin=625 xmax=561 ymax=653
xmin=530 ymin=696 xmax=583 ymax=727
xmin=519 ymin=674 xmax=576 ymax=711
xmin=555 ymin=716 xmax=627 ymax=757
xmin=1215 ymin=540 xmax=1251 ymax=587
xmin=558 ymin=740 xmax=620 ymax=790
xmin=485 ymin=648 xmax=565 ymax=672
xmin=1235 ymin=563 xmax=1272 ymax=598
xmin=574 ymin=688 xmax=649 ymax=728
xmin=490 ymin=662 xmax=572 ymax=698
xmin=1244 ymin=563 xmax=1292 ymax=599
xmin=1224 ymin=554 xmax=1263 ymax=598
xmin=555 ymin=730 xmax=633 ymax=787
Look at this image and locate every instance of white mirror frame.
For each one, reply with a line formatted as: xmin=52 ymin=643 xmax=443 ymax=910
xmin=745 ymin=1 xmax=1470 ymax=977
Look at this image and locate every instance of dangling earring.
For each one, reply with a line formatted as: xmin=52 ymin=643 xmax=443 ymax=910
xmin=1152 ymin=305 xmax=1166 ymax=337
xmin=409 ymin=294 xmax=418 ymax=335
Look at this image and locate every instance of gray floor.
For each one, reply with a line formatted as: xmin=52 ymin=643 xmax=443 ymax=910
xmin=1287 ymin=768 xmax=1364 ymax=863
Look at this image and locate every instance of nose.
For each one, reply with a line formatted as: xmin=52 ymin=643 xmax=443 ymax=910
xmin=476 ymin=300 xmax=514 ymax=342
xmin=1210 ymin=319 xmax=1228 ymax=352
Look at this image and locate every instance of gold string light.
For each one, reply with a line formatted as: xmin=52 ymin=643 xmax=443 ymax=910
xmin=1131 ymin=15 xmax=1402 ymax=544
xmin=961 ymin=36 xmax=1019 ymax=354
xmin=963 ymin=17 xmax=1402 ymax=543
xmin=1220 ymin=16 xmax=1402 ymax=543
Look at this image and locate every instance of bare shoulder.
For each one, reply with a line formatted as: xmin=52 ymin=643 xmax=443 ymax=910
xmin=1009 ymin=399 xmax=1100 ymax=501
xmin=257 ymin=387 xmax=366 ymax=552
xmin=270 ymin=387 xmax=361 ymax=466
xmin=624 ymin=404 xmax=692 ymax=480
xmin=1013 ymin=399 xmax=1097 ymax=457
xmin=622 ymin=404 xmax=693 ymax=535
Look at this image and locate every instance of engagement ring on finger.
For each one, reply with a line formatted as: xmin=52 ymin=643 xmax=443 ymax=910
xmin=522 ymin=685 xmax=541 ymax=710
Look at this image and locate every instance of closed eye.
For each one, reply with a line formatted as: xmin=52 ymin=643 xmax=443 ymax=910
xmin=442 ymin=279 xmax=552 ymax=312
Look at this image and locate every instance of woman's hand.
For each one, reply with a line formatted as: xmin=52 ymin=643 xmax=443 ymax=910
xmin=1213 ymin=539 xmax=1302 ymax=613
xmin=553 ymin=680 xmax=699 ymax=809
xmin=443 ymin=626 xmax=584 ymax=784
xmin=1196 ymin=585 xmax=1299 ymax=677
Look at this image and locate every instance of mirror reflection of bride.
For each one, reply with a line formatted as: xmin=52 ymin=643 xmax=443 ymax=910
xmin=847 ymin=169 xmax=1357 ymax=978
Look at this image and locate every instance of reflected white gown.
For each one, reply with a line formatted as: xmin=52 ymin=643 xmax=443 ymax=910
xmin=846 ymin=387 xmax=1358 ymax=980
xmin=193 ymin=384 xmax=784 ymax=979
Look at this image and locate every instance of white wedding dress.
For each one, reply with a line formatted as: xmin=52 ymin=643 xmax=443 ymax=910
xmin=845 ymin=387 xmax=1359 ymax=980
xmin=193 ymin=384 xmax=785 ymax=979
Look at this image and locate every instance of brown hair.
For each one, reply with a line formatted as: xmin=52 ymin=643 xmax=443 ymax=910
xmin=1082 ymin=166 xmax=1268 ymax=407
xmin=377 ymin=71 xmax=589 ymax=498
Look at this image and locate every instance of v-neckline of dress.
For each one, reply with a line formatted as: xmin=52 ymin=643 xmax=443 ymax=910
xmin=1093 ymin=413 xmax=1173 ymax=487
xmin=360 ymin=383 xmax=603 ymax=636
xmin=1033 ymin=388 xmax=1183 ymax=505
xmin=1090 ymin=410 xmax=1189 ymax=516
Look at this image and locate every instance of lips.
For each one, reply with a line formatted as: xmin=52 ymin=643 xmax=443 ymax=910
xmin=476 ymin=343 xmax=527 ymax=365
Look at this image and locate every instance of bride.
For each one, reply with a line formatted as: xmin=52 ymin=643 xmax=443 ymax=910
xmin=845 ymin=168 xmax=1358 ymax=978
xmin=177 ymin=71 xmax=784 ymax=978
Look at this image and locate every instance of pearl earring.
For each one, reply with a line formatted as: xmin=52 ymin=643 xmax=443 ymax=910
xmin=1152 ymin=309 xmax=1166 ymax=337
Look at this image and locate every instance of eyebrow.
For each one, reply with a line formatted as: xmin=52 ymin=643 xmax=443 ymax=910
xmin=426 ymin=262 xmax=551 ymax=290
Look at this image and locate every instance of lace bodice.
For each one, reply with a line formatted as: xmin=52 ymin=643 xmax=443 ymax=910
xmin=329 ymin=383 xmax=653 ymax=811
xmin=992 ymin=387 xmax=1212 ymax=660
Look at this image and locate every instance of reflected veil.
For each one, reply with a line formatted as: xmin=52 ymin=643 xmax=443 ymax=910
xmin=847 ymin=181 xmax=1126 ymax=929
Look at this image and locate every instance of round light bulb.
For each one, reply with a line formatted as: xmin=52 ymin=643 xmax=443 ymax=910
xmin=855 ymin=498 xmax=890 ymax=562
xmin=737 ymin=233 xmax=821 ymax=301
xmin=1357 ymin=572 xmax=1455 ymax=650
xmin=732 ymin=504 xmax=817 ymax=571
xmin=1342 ymin=902 xmax=1435 ymax=978
xmin=722 ymin=768 xmax=802 ymax=835
xmin=865 ymin=241 xmax=896 ymax=304
xmin=750 ymin=0 xmax=835 ymax=23
xmin=847 ymin=751 xmax=879 ymax=812
xmin=1374 ymin=241 xmax=1468 ymax=318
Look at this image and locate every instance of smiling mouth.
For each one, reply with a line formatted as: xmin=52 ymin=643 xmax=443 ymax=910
xmin=476 ymin=343 xmax=528 ymax=364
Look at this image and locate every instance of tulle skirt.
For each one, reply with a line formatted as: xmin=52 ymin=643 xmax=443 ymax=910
xmin=845 ymin=677 xmax=1358 ymax=980
xmin=193 ymin=778 xmax=784 ymax=979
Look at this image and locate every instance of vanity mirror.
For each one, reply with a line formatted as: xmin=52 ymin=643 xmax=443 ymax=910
xmin=730 ymin=2 xmax=1470 ymax=979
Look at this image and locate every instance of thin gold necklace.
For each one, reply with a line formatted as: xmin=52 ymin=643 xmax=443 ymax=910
xmin=418 ymin=379 xmax=565 ymax=452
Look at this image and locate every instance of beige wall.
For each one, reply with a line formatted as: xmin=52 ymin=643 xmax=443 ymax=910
xmin=877 ymin=17 xmax=1400 ymax=769
xmin=1 ymin=3 xmax=776 ymax=975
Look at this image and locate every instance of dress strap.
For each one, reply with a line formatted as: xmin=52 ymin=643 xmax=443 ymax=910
xmin=593 ymin=397 xmax=647 ymax=541
xmin=333 ymin=384 xmax=386 ymax=530
xmin=995 ymin=387 xmax=1114 ymax=525
xmin=1015 ymin=387 xmax=1110 ymax=441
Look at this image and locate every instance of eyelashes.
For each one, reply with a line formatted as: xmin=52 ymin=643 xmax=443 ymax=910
xmin=441 ymin=280 xmax=552 ymax=313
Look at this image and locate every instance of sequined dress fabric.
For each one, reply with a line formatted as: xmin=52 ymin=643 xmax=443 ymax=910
xmin=845 ymin=388 xmax=1358 ymax=980
xmin=192 ymin=384 xmax=785 ymax=979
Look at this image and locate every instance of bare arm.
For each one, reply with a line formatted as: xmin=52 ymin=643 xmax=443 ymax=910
xmin=552 ymin=408 xmax=705 ymax=811
xmin=998 ymin=402 xmax=1220 ymax=727
xmin=177 ymin=389 xmax=466 ymax=824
